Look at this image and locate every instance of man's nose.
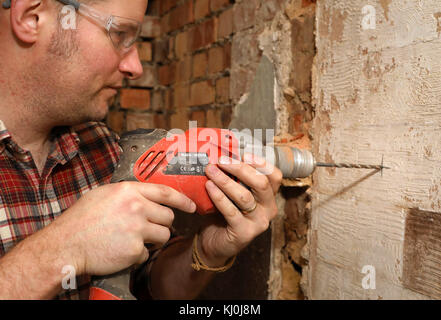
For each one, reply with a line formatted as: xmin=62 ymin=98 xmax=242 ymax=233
xmin=119 ymin=46 xmax=143 ymax=80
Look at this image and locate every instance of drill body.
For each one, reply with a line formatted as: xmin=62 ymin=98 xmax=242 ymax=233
xmin=112 ymin=127 xmax=316 ymax=215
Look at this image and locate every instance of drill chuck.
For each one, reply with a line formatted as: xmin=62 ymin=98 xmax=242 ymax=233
xmin=238 ymin=144 xmax=316 ymax=179
xmin=274 ymin=146 xmax=316 ymax=179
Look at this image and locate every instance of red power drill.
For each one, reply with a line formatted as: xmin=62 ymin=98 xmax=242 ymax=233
xmin=89 ymin=127 xmax=315 ymax=300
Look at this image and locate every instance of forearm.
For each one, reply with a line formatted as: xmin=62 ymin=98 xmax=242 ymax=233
xmin=0 ymin=223 xmax=75 ymax=299
xmin=137 ymin=237 xmax=229 ymax=300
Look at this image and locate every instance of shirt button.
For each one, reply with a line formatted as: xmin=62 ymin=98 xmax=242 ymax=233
xmin=14 ymin=152 xmax=28 ymax=161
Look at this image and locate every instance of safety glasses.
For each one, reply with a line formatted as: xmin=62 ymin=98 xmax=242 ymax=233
xmin=2 ymin=0 xmax=142 ymax=55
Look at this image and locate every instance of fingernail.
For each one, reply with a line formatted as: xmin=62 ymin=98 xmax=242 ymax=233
xmin=243 ymin=153 xmax=253 ymax=163
xmin=206 ymin=164 xmax=218 ymax=175
xmin=190 ymin=201 xmax=197 ymax=212
xmin=219 ymin=156 xmax=230 ymax=165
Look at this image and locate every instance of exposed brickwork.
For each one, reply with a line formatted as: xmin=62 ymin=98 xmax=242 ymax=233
xmin=120 ymin=89 xmax=151 ymax=110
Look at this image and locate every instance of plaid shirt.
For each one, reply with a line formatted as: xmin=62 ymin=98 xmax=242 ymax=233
xmin=0 ymin=120 xmax=181 ymax=299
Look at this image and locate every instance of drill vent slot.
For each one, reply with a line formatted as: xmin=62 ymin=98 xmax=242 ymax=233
xmin=137 ymin=151 xmax=166 ymax=181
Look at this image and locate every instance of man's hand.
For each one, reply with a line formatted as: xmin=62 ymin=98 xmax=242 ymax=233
xmin=50 ymin=182 xmax=196 ymax=276
xmin=200 ymin=153 xmax=283 ymax=266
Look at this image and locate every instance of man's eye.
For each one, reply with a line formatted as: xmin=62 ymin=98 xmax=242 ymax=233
xmin=109 ymin=29 xmax=128 ymax=48
xmin=113 ymin=31 xmax=127 ymax=38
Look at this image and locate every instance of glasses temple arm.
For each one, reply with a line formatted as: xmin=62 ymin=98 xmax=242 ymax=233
xmin=2 ymin=0 xmax=79 ymax=10
xmin=57 ymin=0 xmax=80 ymax=10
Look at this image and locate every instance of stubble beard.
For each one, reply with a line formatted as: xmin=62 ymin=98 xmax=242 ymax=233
xmin=24 ymin=26 xmax=110 ymax=128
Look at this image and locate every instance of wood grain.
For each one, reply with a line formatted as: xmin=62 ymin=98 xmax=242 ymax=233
xmin=403 ymin=208 xmax=441 ymax=299
xmin=309 ymin=0 xmax=441 ymax=299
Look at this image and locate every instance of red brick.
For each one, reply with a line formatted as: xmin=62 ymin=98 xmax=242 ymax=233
xmin=208 ymin=44 xmax=231 ymax=74
xmin=190 ymin=81 xmax=215 ymax=106
xmin=221 ymin=106 xmax=233 ymax=127
xmin=218 ymin=7 xmax=233 ymax=39
xmin=147 ymin=0 xmax=160 ymax=16
xmin=292 ymin=114 xmax=304 ymax=133
xmin=176 ymin=56 xmax=192 ymax=83
xmin=216 ymin=77 xmax=230 ymax=103
xmin=206 ymin=107 xmax=232 ymax=128
xmin=120 ymin=89 xmax=151 ymax=110
xmin=191 ymin=18 xmax=217 ymax=51
xmin=164 ymin=89 xmax=173 ymax=110
xmin=159 ymin=0 xmax=178 ymax=15
xmin=141 ymin=16 xmax=161 ymax=38
xmin=174 ymin=83 xmax=191 ymax=108
xmin=154 ymin=113 xmax=169 ymax=129
xmin=192 ymin=52 xmax=208 ymax=78
xmin=168 ymin=36 xmax=175 ymax=60
xmin=151 ymin=90 xmax=163 ymax=111
xmin=191 ymin=110 xmax=207 ymax=127
xmin=169 ymin=0 xmax=194 ymax=32
xmin=158 ymin=63 xmax=176 ymax=86
xmin=175 ymin=31 xmax=190 ymax=59
xmin=126 ymin=113 xmax=154 ymax=131
xmin=106 ymin=110 xmax=125 ymax=134
xmin=153 ymin=38 xmax=169 ymax=62
xmin=160 ymin=12 xmax=171 ymax=34
xmin=170 ymin=108 xmax=190 ymax=130
xmin=136 ymin=42 xmax=152 ymax=62
xmin=195 ymin=0 xmax=210 ymax=20
xmin=233 ymin=0 xmax=258 ymax=32
xmin=210 ymin=0 xmax=230 ymax=12
xmin=128 ymin=65 xmax=156 ymax=88
xmin=206 ymin=108 xmax=223 ymax=128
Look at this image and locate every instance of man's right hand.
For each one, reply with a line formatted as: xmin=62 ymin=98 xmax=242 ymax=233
xmin=49 ymin=182 xmax=196 ymax=276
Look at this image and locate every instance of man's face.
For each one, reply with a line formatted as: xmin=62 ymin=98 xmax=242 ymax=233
xmin=28 ymin=0 xmax=148 ymax=127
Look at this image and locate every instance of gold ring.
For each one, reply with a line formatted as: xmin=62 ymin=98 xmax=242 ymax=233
xmin=241 ymin=201 xmax=258 ymax=214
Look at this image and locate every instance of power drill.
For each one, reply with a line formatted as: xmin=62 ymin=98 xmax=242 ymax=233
xmin=110 ymin=127 xmax=316 ymax=215
xmin=89 ymin=127 xmax=387 ymax=299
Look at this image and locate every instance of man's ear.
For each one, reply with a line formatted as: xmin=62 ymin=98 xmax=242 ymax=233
xmin=10 ymin=0 xmax=43 ymax=44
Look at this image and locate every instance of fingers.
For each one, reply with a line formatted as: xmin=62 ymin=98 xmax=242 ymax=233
xmin=142 ymin=201 xmax=175 ymax=228
xmin=205 ymin=180 xmax=245 ymax=228
xmin=141 ymin=223 xmax=171 ymax=247
xmin=126 ymin=182 xmax=197 ymax=214
xmin=209 ymin=160 xmax=274 ymax=207
xmin=136 ymin=247 xmax=150 ymax=265
xmin=205 ymin=164 xmax=257 ymax=212
xmin=243 ymin=153 xmax=283 ymax=195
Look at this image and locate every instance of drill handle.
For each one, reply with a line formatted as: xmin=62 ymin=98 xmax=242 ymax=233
xmin=89 ymin=268 xmax=135 ymax=300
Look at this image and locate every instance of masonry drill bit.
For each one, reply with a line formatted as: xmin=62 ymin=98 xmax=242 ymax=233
xmin=315 ymin=162 xmax=390 ymax=170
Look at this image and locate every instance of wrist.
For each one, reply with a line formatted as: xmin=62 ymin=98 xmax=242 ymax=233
xmin=45 ymin=219 xmax=84 ymax=276
xmin=196 ymin=234 xmax=230 ymax=268
xmin=0 ymin=223 xmax=80 ymax=299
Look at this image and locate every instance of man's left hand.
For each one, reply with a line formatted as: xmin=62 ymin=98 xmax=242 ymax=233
xmin=198 ymin=153 xmax=283 ymax=267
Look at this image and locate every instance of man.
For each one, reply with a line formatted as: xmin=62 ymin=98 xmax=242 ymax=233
xmin=0 ymin=0 xmax=282 ymax=299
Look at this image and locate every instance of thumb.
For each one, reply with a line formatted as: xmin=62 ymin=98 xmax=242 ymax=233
xmin=136 ymin=247 xmax=149 ymax=265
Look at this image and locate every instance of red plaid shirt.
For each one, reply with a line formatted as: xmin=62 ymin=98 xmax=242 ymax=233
xmin=0 ymin=120 xmax=180 ymax=299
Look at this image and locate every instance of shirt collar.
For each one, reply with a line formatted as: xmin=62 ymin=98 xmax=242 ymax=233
xmin=48 ymin=126 xmax=81 ymax=165
xmin=0 ymin=120 xmax=11 ymax=142
xmin=0 ymin=119 xmax=81 ymax=165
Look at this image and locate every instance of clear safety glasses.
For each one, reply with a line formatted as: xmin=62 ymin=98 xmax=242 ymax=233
xmin=2 ymin=0 xmax=142 ymax=55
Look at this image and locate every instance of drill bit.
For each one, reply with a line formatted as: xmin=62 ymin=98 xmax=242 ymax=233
xmin=316 ymin=154 xmax=390 ymax=171
xmin=315 ymin=162 xmax=389 ymax=170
